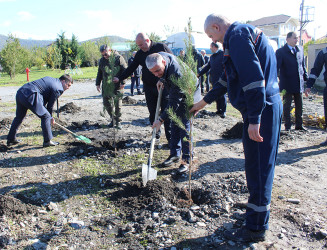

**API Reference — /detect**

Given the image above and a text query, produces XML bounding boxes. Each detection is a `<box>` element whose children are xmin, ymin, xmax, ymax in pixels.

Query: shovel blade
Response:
<box><xmin>76</xmin><ymin>135</ymin><xmax>92</xmax><ymax>144</ymax></box>
<box><xmin>142</xmin><ymin>164</ymin><xmax>157</xmax><ymax>186</ymax></box>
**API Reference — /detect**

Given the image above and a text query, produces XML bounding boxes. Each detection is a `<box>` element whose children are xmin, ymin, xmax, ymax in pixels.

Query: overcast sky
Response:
<box><xmin>0</xmin><ymin>0</ymin><xmax>325</xmax><ymax>42</ymax></box>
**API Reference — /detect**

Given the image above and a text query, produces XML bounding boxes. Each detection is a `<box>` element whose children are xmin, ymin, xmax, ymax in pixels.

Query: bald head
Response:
<box><xmin>135</xmin><ymin>32</ymin><xmax>151</xmax><ymax>52</ymax></box>
<box><xmin>204</xmin><ymin>14</ymin><xmax>231</xmax><ymax>43</ymax></box>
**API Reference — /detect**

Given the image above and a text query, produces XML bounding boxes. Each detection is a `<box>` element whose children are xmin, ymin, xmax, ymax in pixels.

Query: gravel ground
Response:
<box><xmin>0</xmin><ymin>79</ymin><xmax>326</xmax><ymax>249</ymax></box>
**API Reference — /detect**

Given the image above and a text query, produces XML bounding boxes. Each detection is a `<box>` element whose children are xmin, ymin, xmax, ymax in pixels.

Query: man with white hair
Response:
<box><xmin>146</xmin><ymin>52</ymin><xmax>201</xmax><ymax>172</ymax></box>
<box><xmin>113</xmin><ymin>33</ymin><xmax>172</xmax><ymax>143</ymax></box>
<box><xmin>190</xmin><ymin>14</ymin><xmax>282</xmax><ymax>242</ymax></box>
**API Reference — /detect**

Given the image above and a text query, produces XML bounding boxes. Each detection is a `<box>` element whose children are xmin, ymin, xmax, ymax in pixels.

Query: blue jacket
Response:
<box><xmin>158</xmin><ymin>52</ymin><xmax>202</xmax><ymax>121</ymax></box>
<box><xmin>276</xmin><ymin>44</ymin><xmax>308</xmax><ymax>93</ymax></box>
<box><xmin>128</xmin><ymin>56</ymin><xmax>142</xmax><ymax>77</ymax></box>
<box><xmin>198</xmin><ymin>50</ymin><xmax>224</xmax><ymax>86</ymax></box>
<box><xmin>307</xmin><ymin>47</ymin><xmax>327</xmax><ymax>88</ymax></box>
<box><xmin>193</xmin><ymin>49</ymin><xmax>205</xmax><ymax>73</ymax></box>
<box><xmin>204</xmin><ymin>22</ymin><xmax>280</xmax><ymax>124</ymax></box>
<box><xmin>18</xmin><ymin>76</ymin><xmax>64</xmax><ymax>115</ymax></box>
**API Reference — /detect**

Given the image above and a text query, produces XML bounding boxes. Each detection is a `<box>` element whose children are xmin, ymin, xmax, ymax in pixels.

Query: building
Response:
<box><xmin>249</xmin><ymin>14</ymin><xmax>299</xmax><ymax>48</ymax></box>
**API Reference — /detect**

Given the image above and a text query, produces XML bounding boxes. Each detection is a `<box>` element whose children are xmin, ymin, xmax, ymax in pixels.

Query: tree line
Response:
<box><xmin>0</xmin><ymin>32</ymin><xmax>122</xmax><ymax>80</ymax></box>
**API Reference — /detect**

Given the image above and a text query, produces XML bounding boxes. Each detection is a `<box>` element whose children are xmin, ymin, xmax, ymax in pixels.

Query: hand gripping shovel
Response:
<box><xmin>55</xmin><ymin>122</ymin><xmax>91</xmax><ymax>144</ymax></box>
<box><xmin>142</xmin><ymin>86</ymin><xmax>163</xmax><ymax>186</ymax></box>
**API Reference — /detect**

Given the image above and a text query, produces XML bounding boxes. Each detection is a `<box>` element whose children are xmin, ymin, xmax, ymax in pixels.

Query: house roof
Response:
<box><xmin>249</xmin><ymin>14</ymin><xmax>294</xmax><ymax>26</ymax></box>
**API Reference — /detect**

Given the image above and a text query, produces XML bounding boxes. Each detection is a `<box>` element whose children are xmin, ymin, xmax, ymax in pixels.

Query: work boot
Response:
<box><xmin>224</xmin><ymin>226</ymin><xmax>266</xmax><ymax>243</ymax></box>
<box><xmin>43</xmin><ymin>140</ymin><xmax>59</xmax><ymax>147</ymax></box>
<box><xmin>163</xmin><ymin>155</ymin><xmax>180</xmax><ymax>166</ymax></box>
<box><xmin>115</xmin><ymin>122</ymin><xmax>122</xmax><ymax>130</ymax></box>
<box><xmin>7</xmin><ymin>139</ymin><xmax>21</xmax><ymax>147</ymax></box>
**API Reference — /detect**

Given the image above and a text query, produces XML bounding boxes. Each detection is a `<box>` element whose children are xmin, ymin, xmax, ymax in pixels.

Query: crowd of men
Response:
<box><xmin>6</xmin><ymin>13</ymin><xmax>327</xmax><ymax>243</ymax></box>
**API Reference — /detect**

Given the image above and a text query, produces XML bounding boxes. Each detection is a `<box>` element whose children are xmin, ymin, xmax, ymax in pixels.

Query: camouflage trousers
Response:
<box><xmin>102</xmin><ymin>94</ymin><xmax>122</xmax><ymax>123</ymax></box>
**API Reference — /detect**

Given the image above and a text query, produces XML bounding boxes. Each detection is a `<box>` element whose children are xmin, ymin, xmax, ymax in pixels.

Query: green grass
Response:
<box><xmin>206</xmin><ymin>102</ymin><xmax>242</xmax><ymax>119</ymax></box>
<box><xmin>0</xmin><ymin>67</ymin><xmax>98</xmax><ymax>86</ymax></box>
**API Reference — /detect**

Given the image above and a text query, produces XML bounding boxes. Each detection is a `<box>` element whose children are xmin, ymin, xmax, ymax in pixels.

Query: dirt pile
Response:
<box><xmin>0</xmin><ymin>195</ymin><xmax>38</xmax><ymax>219</ymax></box>
<box><xmin>221</xmin><ymin>121</ymin><xmax>243</xmax><ymax>139</ymax></box>
<box><xmin>59</xmin><ymin>102</ymin><xmax>82</xmax><ymax>113</ymax></box>
<box><xmin>0</xmin><ymin>118</ymin><xmax>11</xmax><ymax>130</ymax></box>
<box><xmin>122</xmin><ymin>96</ymin><xmax>138</xmax><ymax>105</ymax></box>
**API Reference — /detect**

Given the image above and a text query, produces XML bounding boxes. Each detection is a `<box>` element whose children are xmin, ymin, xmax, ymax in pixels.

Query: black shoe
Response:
<box><xmin>43</xmin><ymin>140</ymin><xmax>59</xmax><ymax>147</ymax></box>
<box><xmin>219</xmin><ymin>112</ymin><xmax>226</xmax><ymax>118</ymax></box>
<box><xmin>224</xmin><ymin>227</ymin><xmax>266</xmax><ymax>243</ymax></box>
<box><xmin>137</xmin><ymin>91</ymin><xmax>142</xmax><ymax>95</ymax></box>
<box><xmin>285</xmin><ymin>127</ymin><xmax>291</xmax><ymax>131</ymax></box>
<box><xmin>115</xmin><ymin>122</ymin><xmax>122</xmax><ymax>130</ymax></box>
<box><xmin>163</xmin><ymin>155</ymin><xmax>180</xmax><ymax>166</ymax></box>
<box><xmin>108</xmin><ymin>121</ymin><xmax>114</xmax><ymax>128</ymax></box>
<box><xmin>7</xmin><ymin>139</ymin><xmax>21</xmax><ymax>146</ymax></box>
<box><xmin>320</xmin><ymin>140</ymin><xmax>327</xmax><ymax>146</ymax></box>
<box><xmin>177</xmin><ymin>163</ymin><xmax>189</xmax><ymax>173</ymax></box>
<box><xmin>295</xmin><ymin>126</ymin><xmax>307</xmax><ymax>131</ymax></box>
<box><xmin>131</xmin><ymin>93</ymin><xmax>134</xmax><ymax>96</ymax></box>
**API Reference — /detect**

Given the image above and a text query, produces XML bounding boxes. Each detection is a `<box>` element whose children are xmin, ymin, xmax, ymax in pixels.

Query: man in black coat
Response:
<box><xmin>113</xmin><ymin>33</ymin><xmax>172</xmax><ymax>143</ymax></box>
<box><xmin>198</xmin><ymin>43</ymin><xmax>226</xmax><ymax>117</ymax></box>
<box><xmin>128</xmin><ymin>51</ymin><xmax>142</xmax><ymax>96</ymax></box>
<box><xmin>201</xmin><ymin>49</ymin><xmax>210</xmax><ymax>92</ymax></box>
<box><xmin>7</xmin><ymin>74</ymin><xmax>73</xmax><ymax>147</ymax></box>
<box><xmin>276</xmin><ymin>32</ymin><xmax>308</xmax><ymax>131</ymax></box>
<box><xmin>193</xmin><ymin>47</ymin><xmax>205</xmax><ymax>94</ymax></box>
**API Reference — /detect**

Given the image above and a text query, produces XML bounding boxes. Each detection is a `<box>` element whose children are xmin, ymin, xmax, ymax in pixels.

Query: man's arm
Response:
<box><xmin>305</xmin><ymin>51</ymin><xmax>325</xmax><ymax>96</ymax></box>
<box><xmin>198</xmin><ymin>62</ymin><xmax>211</xmax><ymax>77</ymax></box>
<box><xmin>96</xmin><ymin>62</ymin><xmax>103</xmax><ymax>92</ymax></box>
<box><xmin>114</xmin><ymin>55</ymin><xmax>140</xmax><ymax>83</ymax></box>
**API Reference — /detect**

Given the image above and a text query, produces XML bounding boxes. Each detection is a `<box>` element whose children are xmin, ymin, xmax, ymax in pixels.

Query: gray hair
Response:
<box><xmin>204</xmin><ymin>14</ymin><xmax>230</xmax><ymax>31</ymax></box>
<box><xmin>145</xmin><ymin>53</ymin><xmax>163</xmax><ymax>69</ymax></box>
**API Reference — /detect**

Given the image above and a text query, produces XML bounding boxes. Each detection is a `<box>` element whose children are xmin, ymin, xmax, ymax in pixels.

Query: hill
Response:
<box><xmin>0</xmin><ymin>34</ymin><xmax>129</xmax><ymax>50</ymax></box>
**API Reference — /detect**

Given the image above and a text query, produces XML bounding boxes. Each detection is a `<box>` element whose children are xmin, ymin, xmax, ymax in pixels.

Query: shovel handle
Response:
<box><xmin>54</xmin><ymin>122</ymin><xmax>78</xmax><ymax>137</ymax></box>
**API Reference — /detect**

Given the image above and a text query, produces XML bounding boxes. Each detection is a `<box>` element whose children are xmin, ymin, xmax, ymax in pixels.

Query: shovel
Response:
<box><xmin>55</xmin><ymin>122</ymin><xmax>92</xmax><ymax>144</ymax></box>
<box><xmin>142</xmin><ymin>86</ymin><xmax>163</xmax><ymax>186</ymax></box>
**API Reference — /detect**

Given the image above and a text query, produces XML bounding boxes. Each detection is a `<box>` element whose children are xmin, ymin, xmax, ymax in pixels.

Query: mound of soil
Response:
<box><xmin>59</xmin><ymin>102</ymin><xmax>82</xmax><ymax>113</ymax></box>
<box><xmin>221</xmin><ymin>121</ymin><xmax>243</xmax><ymax>139</ymax></box>
<box><xmin>0</xmin><ymin>195</ymin><xmax>38</xmax><ymax>219</ymax></box>
<box><xmin>122</xmin><ymin>96</ymin><xmax>138</xmax><ymax>105</ymax></box>
<box><xmin>0</xmin><ymin>118</ymin><xmax>11</xmax><ymax>129</ymax></box>
<box><xmin>110</xmin><ymin>179</ymin><xmax>179</xmax><ymax>215</ymax></box>
<box><xmin>196</xmin><ymin>110</ymin><xmax>217</xmax><ymax>118</ymax></box>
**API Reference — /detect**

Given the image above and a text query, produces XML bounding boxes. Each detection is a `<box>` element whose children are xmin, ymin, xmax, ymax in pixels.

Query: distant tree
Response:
<box><xmin>80</xmin><ymin>41</ymin><xmax>99</xmax><ymax>67</ymax></box>
<box><xmin>70</xmin><ymin>34</ymin><xmax>80</xmax><ymax>66</ymax></box>
<box><xmin>303</xmin><ymin>37</ymin><xmax>327</xmax><ymax>56</ymax></box>
<box><xmin>30</xmin><ymin>46</ymin><xmax>46</xmax><ymax>69</ymax></box>
<box><xmin>44</xmin><ymin>44</ymin><xmax>62</xmax><ymax>70</ymax></box>
<box><xmin>56</xmin><ymin>32</ymin><xmax>71</xmax><ymax>69</ymax></box>
<box><xmin>147</xmin><ymin>32</ymin><xmax>162</xmax><ymax>43</ymax></box>
<box><xmin>0</xmin><ymin>34</ymin><xmax>30</xmax><ymax>79</ymax></box>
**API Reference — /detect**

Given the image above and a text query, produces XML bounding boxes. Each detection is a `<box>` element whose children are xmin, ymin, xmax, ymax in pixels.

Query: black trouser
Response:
<box><xmin>324</xmin><ymin>86</ymin><xmax>327</xmax><ymax>128</ymax></box>
<box><xmin>131</xmin><ymin>76</ymin><xmax>141</xmax><ymax>94</ymax></box>
<box><xmin>216</xmin><ymin>94</ymin><xmax>227</xmax><ymax>114</ymax></box>
<box><xmin>143</xmin><ymin>81</ymin><xmax>171</xmax><ymax>142</ymax></box>
<box><xmin>283</xmin><ymin>92</ymin><xmax>303</xmax><ymax>129</ymax></box>
<box><xmin>8</xmin><ymin>91</ymin><xmax>53</xmax><ymax>142</ymax></box>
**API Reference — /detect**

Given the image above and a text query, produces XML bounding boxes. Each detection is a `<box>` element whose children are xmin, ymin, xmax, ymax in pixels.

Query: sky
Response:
<box><xmin>0</xmin><ymin>0</ymin><xmax>325</xmax><ymax>42</ymax></box>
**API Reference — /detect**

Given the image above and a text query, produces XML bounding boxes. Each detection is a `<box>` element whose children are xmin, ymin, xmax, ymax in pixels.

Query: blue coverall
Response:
<box><xmin>7</xmin><ymin>77</ymin><xmax>64</xmax><ymax>143</ymax></box>
<box><xmin>306</xmin><ymin>47</ymin><xmax>327</xmax><ymax>128</ymax></box>
<box><xmin>204</xmin><ymin>22</ymin><xmax>282</xmax><ymax>231</ymax></box>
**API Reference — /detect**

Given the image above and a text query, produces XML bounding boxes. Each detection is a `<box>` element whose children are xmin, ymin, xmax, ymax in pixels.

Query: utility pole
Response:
<box><xmin>299</xmin><ymin>0</ymin><xmax>314</xmax><ymax>45</ymax></box>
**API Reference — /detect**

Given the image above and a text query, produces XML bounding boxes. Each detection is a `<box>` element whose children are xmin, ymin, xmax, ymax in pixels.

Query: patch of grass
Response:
<box><xmin>0</xmin><ymin>102</ymin><xmax>16</xmax><ymax>107</ymax></box>
<box><xmin>205</xmin><ymin>101</ymin><xmax>241</xmax><ymax>119</ymax></box>
<box><xmin>0</xmin><ymin>67</ymin><xmax>98</xmax><ymax>86</ymax></box>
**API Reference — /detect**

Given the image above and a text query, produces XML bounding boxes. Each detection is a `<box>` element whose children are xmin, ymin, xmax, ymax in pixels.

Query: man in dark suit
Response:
<box><xmin>7</xmin><ymin>74</ymin><xmax>73</xmax><ymax>147</ymax></box>
<box><xmin>201</xmin><ymin>49</ymin><xmax>210</xmax><ymax>92</ymax></box>
<box><xmin>276</xmin><ymin>31</ymin><xmax>308</xmax><ymax>131</ymax></box>
<box><xmin>128</xmin><ymin>51</ymin><xmax>142</xmax><ymax>96</ymax></box>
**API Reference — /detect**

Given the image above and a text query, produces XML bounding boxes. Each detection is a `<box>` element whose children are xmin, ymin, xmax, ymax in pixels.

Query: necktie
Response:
<box><xmin>292</xmin><ymin>47</ymin><xmax>296</xmax><ymax>55</ymax></box>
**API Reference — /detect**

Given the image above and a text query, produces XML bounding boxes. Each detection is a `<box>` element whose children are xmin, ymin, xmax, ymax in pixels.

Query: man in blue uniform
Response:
<box><xmin>128</xmin><ymin>51</ymin><xmax>142</xmax><ymax>96</ymax></box>
<box><xmin>276</xmin><ymin>32</ymin><xmax>308</xmax><ymax>131</ymax></box>
<box><xmin>305</xmin><ymin>46</ymin><xmax>327</xmax><ymax>145</ymax></box>
<box><xmin>7</xmin><ymin>74</ymin><xmax>73</xmax><ymax>147</ymax></box>
<box><xmin>113</xmin><ymin>33</ymin><xmax>172</xmax><ymax>144</ymax></box>
<box><xmin>198</xmin><ymin>42</ymin><xmax>226</xmax><ymax>118</ymax></box>
<box><xmin>146</xmin><ymin>52</ymin><xmax>201</xmax><ymax>172</ymax></box>
<box><xmin>191</xmin><ymin>14</ymin><xmax>282</xmax><ymax>242</ymax></box>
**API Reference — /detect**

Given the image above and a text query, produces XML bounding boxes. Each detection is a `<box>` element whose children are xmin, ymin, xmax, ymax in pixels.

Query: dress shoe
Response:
<box><xmin>43</xmin><ymin>140</ymin><xmax>59</xmax><ymax>147</ymax></box>
<box><xmin>163</xmin><ymin>155</ymin><xmax>180</xmax><ymax>166</ymax></box>
<box><xmin>137</xmin><ymin>91</ymin><xmax>142</xmax><ymax>95</ymax></box>
<box><xmin>295</xmin><ymin>126</ymin><xmax>307</xmax><ymax>131</ymax></box>
<box><xmin>115</xmin><ymin>122</ymin><xmax>122</xmax><ymax>130</ymax></box>
<box><xmin>7</xmin><ymin>139</ymin><xmax>21</xmax><ymax>146</ymax></box>
<box><xmin>108</xmin><ymin>121</ymin><xmax>114</xmax><ymax>128</ymax></box>
<box><xmin>177</xmin><ymin>163</ymin><xmax>189</xmax><ymax>173</ymax></box>
<box><xmin>224</xmin><ymin>226</ymin><xmax>266</xmax><ymax>243</ymax></box>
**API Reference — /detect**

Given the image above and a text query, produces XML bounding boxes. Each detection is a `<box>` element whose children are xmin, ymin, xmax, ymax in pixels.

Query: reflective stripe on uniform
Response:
<box><xmin>247</xmin><ymin>202</ymin><xmax>271</xmax><ymax>212</ymax></box>
<box><xmin>224</xmin><ymin>49</ymin><xmax>229</xmax><ymax>56</ymax></box>
<box><xmin>242</xmin><ymin>80</ymin><xmax>265</xmax><ymax>92</ymax></box>
<box><xmin>218</xmin><ymin>78</ymin><xmax>227</xmax><ymax>87</ymax></box>
<box><xmin>309</xmin><ymin>74</ymin><xmax>318</xmax><ymax>79</ymax></box>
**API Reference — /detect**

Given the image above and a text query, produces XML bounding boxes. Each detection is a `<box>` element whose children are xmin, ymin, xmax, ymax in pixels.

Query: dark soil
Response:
<box><xmin>221</xmin><ymin>121</ymin><xmax>243</xmax><ymax>139</ymax></box>
<box><xmin>0</xmin><ymin>195</ymin><xmax>38</xmax><ymax>218</ymax></box>
<box><xmin>58</xmin><ymin>102</ymin><xmax>82</xmax><ymax>113</ymax></box>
